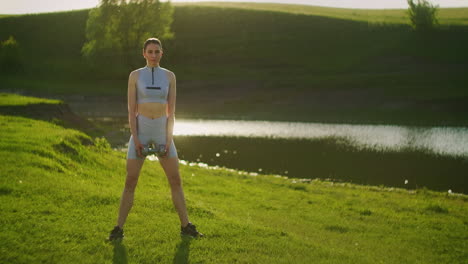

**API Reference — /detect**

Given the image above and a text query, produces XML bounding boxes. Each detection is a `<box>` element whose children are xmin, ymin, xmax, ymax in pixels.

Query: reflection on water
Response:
<box><xmin>175</xmin><ymin>136</ymin><xmax>468</xmax><ymax>193</ymax></box>
<box><xmin>174</xmin><ymin>119</ymin><xmax>468</xmax><ymax>157</ymax></box>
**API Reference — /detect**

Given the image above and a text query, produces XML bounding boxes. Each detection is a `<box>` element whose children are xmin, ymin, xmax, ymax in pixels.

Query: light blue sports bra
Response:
<box><xmin>136</xmin><ymin>66</ymin><xmax>170</xmax><ymax>104</ymax></box>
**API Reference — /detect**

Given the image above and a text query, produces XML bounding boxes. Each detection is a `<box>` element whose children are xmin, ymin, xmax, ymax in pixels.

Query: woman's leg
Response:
<box><xmin>159</xmin><ymin>156</ymin><xmax>190</xmax><ymax>227</ymax></box>
<box><xmin>116</xmin><ymin>158</ymin><xmax>145</xmax><ymax>228</ymax></box>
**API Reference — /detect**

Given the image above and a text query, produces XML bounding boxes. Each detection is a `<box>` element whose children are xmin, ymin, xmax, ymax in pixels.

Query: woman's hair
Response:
<box><xmin>143</xmin><ymin>38</ymin><xmax>162</xmax><ymax>51</ymax></box>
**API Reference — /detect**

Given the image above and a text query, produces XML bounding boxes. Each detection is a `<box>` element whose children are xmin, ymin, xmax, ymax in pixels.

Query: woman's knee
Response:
<box><xmin>168</xmin><ymin>174</ymin><xmax>182</xmax><ymax>189</ymax></box>
<box><xmin>125</xmin><ymin>173</ymin><xmax>140</xmax><ymax>191</ymax></box>
<box><xmin>125</xmin><ymin>159</ymin><xmax>143</xmax><ymax>191</ymax></box>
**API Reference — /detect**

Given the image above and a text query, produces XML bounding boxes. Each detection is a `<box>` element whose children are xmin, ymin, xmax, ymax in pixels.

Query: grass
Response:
<box><xmin>0</xmin><ymin>92</ymin><xmax>61</xmax><ymax>105</ymax></box>
<box><xmin>1</xmin><ymin>95</ymin><xmax>467</xmax><ymax>263</ymax></box>
<box><xmin>175</xmin><ymin>2</ymin><xmax>468</xmax><ymax>25</ymax></box>
<box><xmin>0</xmin><ymin>3</ymin><xmax>467</xmax><ymax>126</ymax></box>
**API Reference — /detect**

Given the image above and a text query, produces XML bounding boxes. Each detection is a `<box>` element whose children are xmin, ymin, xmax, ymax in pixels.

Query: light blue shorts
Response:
<box><xmin>127</xmin><ymin>115</ymin><xmax>178</xmax><ymax>160</ymax></box>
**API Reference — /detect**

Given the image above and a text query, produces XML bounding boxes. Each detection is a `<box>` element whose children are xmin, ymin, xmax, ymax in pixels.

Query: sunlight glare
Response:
<box><xmin>174</xmin><ymin>119</ymin><xmax>468</xmax><ymax>157</ymax></box>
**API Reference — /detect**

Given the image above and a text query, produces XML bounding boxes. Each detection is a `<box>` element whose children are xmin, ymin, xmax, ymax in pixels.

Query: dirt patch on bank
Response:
<box><xmin>0</xmin><ymin>102</ymin><xmax>101</xmax><ymax>136</ymax></box>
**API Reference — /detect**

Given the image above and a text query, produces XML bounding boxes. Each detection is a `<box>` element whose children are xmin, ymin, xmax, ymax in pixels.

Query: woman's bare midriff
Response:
<box><xmin>137</xmin><ymin>102</ymin><xmax>167</xmax><ymax>119</ymax></box>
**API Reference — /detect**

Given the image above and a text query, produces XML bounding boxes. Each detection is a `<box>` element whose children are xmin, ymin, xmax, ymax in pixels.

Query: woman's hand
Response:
<box><xmin>133</xmin><ymin>137</ymin><xmax>145</xmax><ymax>158</ymax></box>
<box><xmin>158</xmin><ymin>140</ymin><xmax>170</xmax><ymax>158</ymax></box>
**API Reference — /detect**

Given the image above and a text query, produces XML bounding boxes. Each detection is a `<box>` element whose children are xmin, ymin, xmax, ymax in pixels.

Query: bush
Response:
<box><xmin>94</xmin><ymin>137</ymin><xmax>112</xmax><ymax>152</ymax></box>
<box><xmin>0</xmin><ymin>36</ymin><xmax>22</xmax><ymax>73</ymax></box>
<box><xmin>407</xmin><ymin>0</ymin><xmax>439</xmax><ymax>31</ymax></box>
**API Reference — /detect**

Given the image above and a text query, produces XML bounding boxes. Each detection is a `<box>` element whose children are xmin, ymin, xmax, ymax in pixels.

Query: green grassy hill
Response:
<box><xmin>1</xmin><ymin>93</ymin><xmax>467</xmax><ymax>263</ymax></box>
<box><xmin>175</xmin><ymin>2</ymin><xmax>468</xmax><ymax>25</ymax></box>
<box><xmin>1</xmin><ymin>3</ymin><xmax>467</xmax><ymax>125</ymax></box>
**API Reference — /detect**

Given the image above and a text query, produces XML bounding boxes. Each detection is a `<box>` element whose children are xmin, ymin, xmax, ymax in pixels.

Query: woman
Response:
<box><xmin>108</xmin><ymin>38</ymin><xmax>203</xmax><ymax>241</ymax></box>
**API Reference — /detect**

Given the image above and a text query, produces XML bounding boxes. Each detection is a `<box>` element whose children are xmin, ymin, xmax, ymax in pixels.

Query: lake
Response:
<box><xmin>102</xmin><ymin>118</ymin><xmax>468</xmax><ymax>193</ymax></box>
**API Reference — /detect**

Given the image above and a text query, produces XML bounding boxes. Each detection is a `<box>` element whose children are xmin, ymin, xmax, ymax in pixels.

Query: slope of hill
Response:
<box><xmin>174</xmin><ymin>2</ymin><xmax>468</xmax><ymax>25</ymax></box>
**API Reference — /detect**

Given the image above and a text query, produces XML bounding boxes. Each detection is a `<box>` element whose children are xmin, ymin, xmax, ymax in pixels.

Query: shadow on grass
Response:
<box><xmin>173</xmin><ymin>236</ymin><xmax>192</xmax><ymax>264</ymax></box>
<box><xmin>0</xmin><ymin>103</ymin><xmax>98</xmax><ymax>135</ymax></box>
<box><xmin>112</xmin><ymin>242</ymin><xmax>128</xmax><ymax>264</ymax></box>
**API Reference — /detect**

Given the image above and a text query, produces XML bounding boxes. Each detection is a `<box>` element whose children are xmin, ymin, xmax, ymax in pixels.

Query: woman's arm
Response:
<box><xmin>128</xmin><ymin>71</ymin><xmax>143</xmax><ymax>157</ymax></box>
<box><xmin>166</xmin><ymin>71</ymin><xmax>176</xmax><ymax>145</ymax></box>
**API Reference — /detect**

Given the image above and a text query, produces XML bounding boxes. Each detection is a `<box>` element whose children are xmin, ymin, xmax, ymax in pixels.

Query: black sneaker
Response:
<box><xmin>108</xmin><ymin>226</ymin><xmax>124</xmax><ymax>241</ymax></box>
<box><xmin>181</xmin><ymin>222</ymin><xmax>204</xmax><ymax>238</ymax></box>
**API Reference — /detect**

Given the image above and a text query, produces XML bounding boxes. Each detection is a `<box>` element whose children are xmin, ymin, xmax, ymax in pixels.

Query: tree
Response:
<box><xmin>407</xmin><ymin>0</ymin><xmax>439</xmax><ymax>31</ymax></box>
<box><xmin>82</xmin><ymin>0</ymin><xmax>174</xmax><ymax>69</ymax></box>
<box><xmin>0</xmin><ymin>36</ymin><xmax>22</xmax><ymax>73</ymax></box>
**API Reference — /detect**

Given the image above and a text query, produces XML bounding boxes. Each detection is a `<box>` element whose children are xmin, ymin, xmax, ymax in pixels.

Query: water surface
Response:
<box><xmin>100</xmin><ymin>117</ymin><xmax>468</xmax><ymax>193</ymax></box>
<box><xmin>174</xmin><ymin>119</ymin><xmax>468</xmax><ymax>157</ymax></box>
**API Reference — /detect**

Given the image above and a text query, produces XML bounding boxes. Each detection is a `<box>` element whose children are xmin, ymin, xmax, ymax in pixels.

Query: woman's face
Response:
<box><xmin>143</xmin><ymin>43</ymin><xmax>163</xmax><ymax>66</ymax></box>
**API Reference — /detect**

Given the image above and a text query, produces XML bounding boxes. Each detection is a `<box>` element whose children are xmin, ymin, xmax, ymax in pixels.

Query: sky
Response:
<box><xmin>1</xmin><ymin>0</ymin><xmax>468</xmax><ymax>14</ymax></box>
